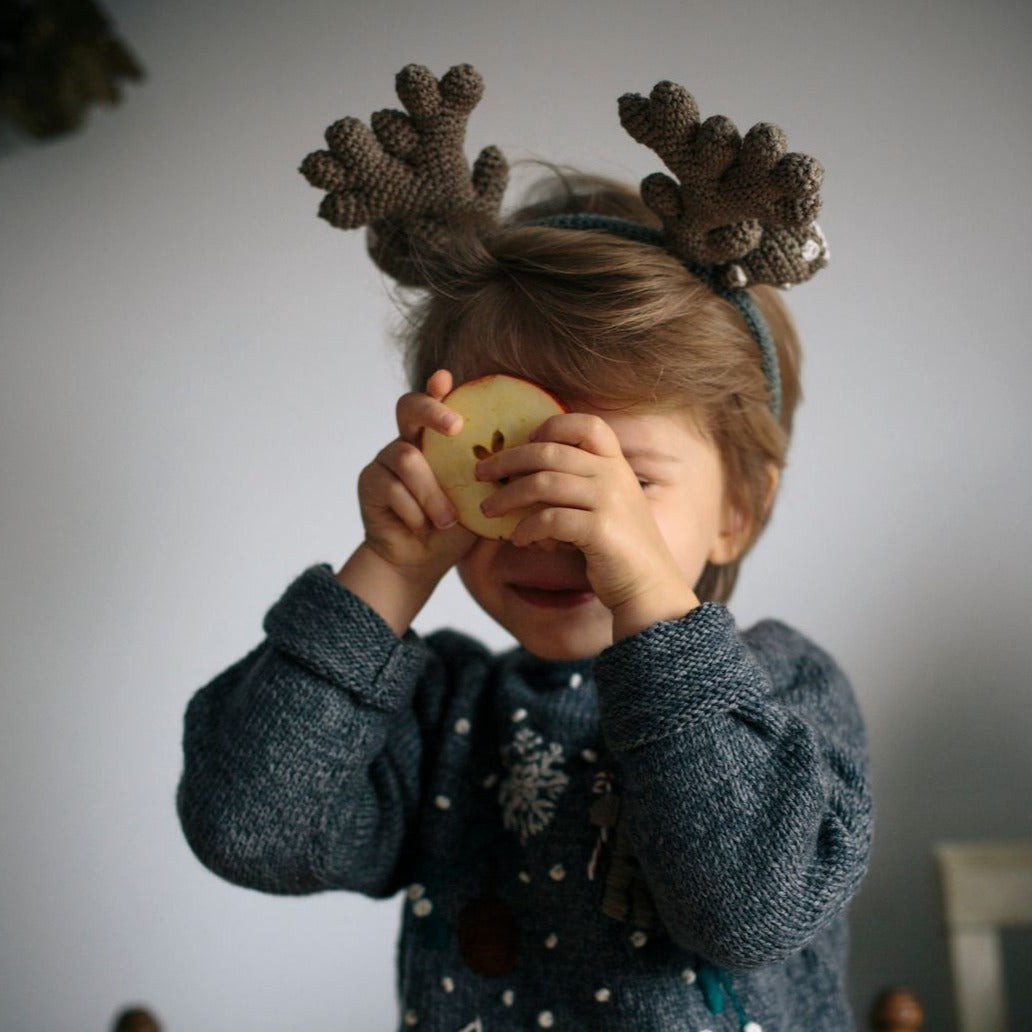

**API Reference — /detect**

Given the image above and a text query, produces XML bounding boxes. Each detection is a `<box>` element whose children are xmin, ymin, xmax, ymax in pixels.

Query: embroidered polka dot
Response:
<box><xmin>594</xmin><ymin>988</ymin><xmax>611</xmax><ymax>1003</ymax></box>
<box><xmin>568</xmin><ymin>672</ymin><xmax>583</xmax><ymax>688</ymax></box>
<box><xmin>537</xmin><ymin>1011</ymin><xmax>555</xmax><ymax>1028</ymax></box>
<box><xmin>501</xmin><ymin>989</ymin><xmax>515</xmax><ymax>1007</ymax></box>
<box><xmin>518</xmin><ymin>870</ymin><xmax>532</xmax><ymax>884</ymax></box>
<box><xmin>581</xmin><ymin>748</ymin><xmax>598</xmax><ymax>763</ymax></box>
<box><xmin>412</xmin><ymin>898</ymin><xmax>433</xmax><ymax>917</ymax></box>
<box><xmin>434</xmin><ymin>794</ymin><xmax>452</xmax><ymax>810</ymax></box>
<box><xmin>511</xmin><ymin>707</ymin><xmax>528</xmax><ymax>722</ymax></box>
<box><xmin>403</xmin><ymin>1010</ymin><xmax>418</xmax><ymax>1027</ymax></box>
<box><xmin>544</xmin><ymin>932</ymin><xmax>558</xmax><ymax>949</ymax></box>
<box><xmin>407</xmin><ymin>883</ymin><xmax>425</xmax><ymax>900</ymax></box>
<box><xmin>549</xmin><ymin>863</ymin><xmax>566</xmax><ymax>882</ymax></box>
<box><xmin>441</xmin><ymin>976</ymin><xmax>455</xmax><ymax>993</ymax></box>
<box><xmin>630</xmin><ymin>930</ymin><xmax>648</xmax><ymax>948</ymax></box>
<box><xmin>744</xmin><ymin>1024</ymin><xmax>764</xmax><ymax>1032</ymax></box>
<box><xmin>454</xmin><ymin>717</ymin><xmax>471</xmax><ymax>734</ymax></box>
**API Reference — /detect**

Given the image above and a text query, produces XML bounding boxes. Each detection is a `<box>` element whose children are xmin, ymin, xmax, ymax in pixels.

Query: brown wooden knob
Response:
<box><xmin>112</xmin><ymin>1007</ymin><xmax>162</xmax><ymax>1032</ymax></box>
<box><xmin>870</xmin><ymin>987</ymin><xmax>924</xmax><ymax>1031</ymax></box>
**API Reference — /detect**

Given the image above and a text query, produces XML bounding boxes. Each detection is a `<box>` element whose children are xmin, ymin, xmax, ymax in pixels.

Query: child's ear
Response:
<box><xmin>708</xmin><ymin>465</ymin><xmax>780</xmax><ymax>565</ymax></box>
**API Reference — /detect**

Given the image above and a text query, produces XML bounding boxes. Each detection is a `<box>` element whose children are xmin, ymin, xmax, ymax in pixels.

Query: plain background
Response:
<box><xmin>2</xmin><ymin>1</ymin><xmax>1030</xmax><ymax>1029</ymax></box>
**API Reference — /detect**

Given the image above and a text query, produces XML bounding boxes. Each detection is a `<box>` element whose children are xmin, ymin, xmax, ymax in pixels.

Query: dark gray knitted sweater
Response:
<box><xmin>178</xmin><ymin>565</ymin><xmax>872</xmax><ymax>1031</ymax></box>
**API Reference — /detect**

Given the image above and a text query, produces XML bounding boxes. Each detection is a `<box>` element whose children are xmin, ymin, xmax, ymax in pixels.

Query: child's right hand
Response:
<box><xmin>360</xmin><ymin>369</ymin><xmax>476</xmax><ymax>574</ymax></box>
<box><xmin>336</xmin><ymin>371</ymin><xmax>476</xmax><ymax>635</ymax></box>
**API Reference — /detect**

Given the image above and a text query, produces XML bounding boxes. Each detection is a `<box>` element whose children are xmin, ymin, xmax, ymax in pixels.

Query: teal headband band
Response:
<box><xmin>528</xmin><ymin>213</ymin><xmax>783</xmax><ymax>419</ymax></box>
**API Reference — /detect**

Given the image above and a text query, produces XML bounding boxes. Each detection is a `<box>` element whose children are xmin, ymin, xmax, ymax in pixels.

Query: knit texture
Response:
<box><xmin>298</xmin><ymin>64</ymin><xmax>829</xmax><ymax>292</ymax></box>
<box><xmin>178</xmin><ymin>565</ymin><xmax>872</xmax><ymax>1031</ymax></box>
<box><xmin>618</xmin><ymin>81</ymin><xmax>829</xmax><ymax>289</ymax></box>
<box><xmin>298</xmin><ymin>63</ymin><xmax>508</xmax><ymax>286</ymax></box>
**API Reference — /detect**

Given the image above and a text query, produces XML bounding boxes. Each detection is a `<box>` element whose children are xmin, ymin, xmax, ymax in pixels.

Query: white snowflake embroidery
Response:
<box><xmin>498</xmin><ymin>726</ymin><xmax>569</xmax><ymax>844</ymax></box>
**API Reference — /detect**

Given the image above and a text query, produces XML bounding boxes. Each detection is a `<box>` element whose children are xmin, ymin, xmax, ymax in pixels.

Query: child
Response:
<box><xmin>178</xmin><ymin>65</ymin><xmax>872</xmax><ymax>1031</ymax></box>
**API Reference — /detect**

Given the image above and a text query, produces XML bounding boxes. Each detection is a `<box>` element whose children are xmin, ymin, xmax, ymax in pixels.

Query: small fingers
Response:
<box><xmin>508</xmin><ymin>507</ymin><xmax>595</xmax><ymax>551</ymax></box>
<box><xmin>360</xmin><ymin>461</ymin><xmax>430</xmax><ymax>534</ymax></box>
<box><xmin>529</xmin><ymin>412</ymin><xmax>622</xmax><ymax>455</ymax></box>
<box><xmin>396</xmin><ymin>372</ymin><xmax>462</xmax><ymax>443</ymax></box>
<box><xmin>375</xmin><ymin>440</ymin><xmax>458</xmax><ymax>529</ymax></box>
<box><xmin>480</xmin><ymin>469</ymin><xmax>597</xmax><ymax>520</ymax></box>
<box><xmin>473</xmin><ymin>413</ymin><xmax>619</xmax><ymax>485</ymax></box>
<box><xmin>424</xmin><ymin>368</ymin><xmax>454</xmax><ymax>400</ymax></box>
<box><xmin>475</xmin><ymin>442</ymin><xmax>593</xmax><ymax>493</ymax></box>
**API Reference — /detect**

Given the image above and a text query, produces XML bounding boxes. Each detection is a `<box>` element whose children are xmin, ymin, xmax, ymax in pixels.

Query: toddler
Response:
<box><xmin>178</xmin><ymin>64</ymin><xmax>872</xmax><ymax>1031</ymax></box>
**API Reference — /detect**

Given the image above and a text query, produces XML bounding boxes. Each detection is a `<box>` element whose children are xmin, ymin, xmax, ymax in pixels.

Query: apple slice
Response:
<box><xmin>422</xmin><ymin>374</ymin><xmax>567</xmax><ymax>539</ymax></box>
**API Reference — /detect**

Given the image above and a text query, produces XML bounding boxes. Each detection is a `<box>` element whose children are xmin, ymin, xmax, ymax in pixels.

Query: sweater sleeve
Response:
<box><xmin>593</xmin><ymin>603</ymin><xmax>873</xmax><ymax>971</ymax></box>
<box><xmin>177</xmin><ymin>564</ymin><xmax>432</xmax><ymax>898</ymax></box>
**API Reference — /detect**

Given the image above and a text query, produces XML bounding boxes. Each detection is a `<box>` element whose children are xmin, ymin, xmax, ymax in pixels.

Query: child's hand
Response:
<box><xmin>475</xmin><ymin>412</ymin><xmax>701</xmax><ymax>639</ymax></box>
<box><xmin>337</xmin><ymin>370</ymin><xmax>476</xmax><ymax>635</ymax></box>
<box><xmin>359</xmin><ymin>369</ymin><xmax>476</xmax><ymax>575</ymax></box>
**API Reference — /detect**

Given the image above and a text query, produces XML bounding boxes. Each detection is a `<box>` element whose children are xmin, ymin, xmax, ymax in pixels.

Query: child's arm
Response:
<box><xmin>178</xmin><ymin>372</ymin><xmax>474</xmax><ymax>895</ymax></box>
<box><xmin>594</xmin><ymin>610</ymin><xmax>873</xmax><ymax>972</ymax></box>
<box><xmin>475</xmin><ymin>410</ymin><xmax>871</xmax><ymax>967</ymax></box>
<box><xmin>177</xmin><ymin>565</ymin><xmax>434</xmax><ymax>897</ymax></box>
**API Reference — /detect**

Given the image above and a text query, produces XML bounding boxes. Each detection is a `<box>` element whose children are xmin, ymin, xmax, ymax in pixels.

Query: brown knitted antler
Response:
<box><xmin>618</xmin><ymin>81</ymin><xmax>828</xmax><ymax>288</ymax></box>
<box><xmin>299</xmin><ymin>63</ymin><xmax>508</xmax><ymax>285</ymax></box>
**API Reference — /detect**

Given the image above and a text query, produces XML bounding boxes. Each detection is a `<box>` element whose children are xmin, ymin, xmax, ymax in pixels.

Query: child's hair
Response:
<box><xmin>398</xmin><ymin>171</ymin><xmax>803</xmax><ymax>603</ymax></box>
<box><xmin>299</xmin><ymin>64</ymin><xmax>824</xmax><ymax>603</ymax></box>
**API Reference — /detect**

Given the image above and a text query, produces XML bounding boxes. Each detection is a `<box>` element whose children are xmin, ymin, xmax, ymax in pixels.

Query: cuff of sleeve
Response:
<box><xmin>262</xmin><ymin>564</ymin><xmax>427</xmax><ymax>712</ymax></box>
<box><xmin>594</xmin><ymin>602</ymin><xmax>765</xmax><ymax>752</ymax></box>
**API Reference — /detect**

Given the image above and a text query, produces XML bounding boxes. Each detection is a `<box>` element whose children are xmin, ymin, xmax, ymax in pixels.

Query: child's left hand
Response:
<box><xmin>475</xmin><ymin>412</ymin><xmax>701</xmax><ymax>640</ymax></box>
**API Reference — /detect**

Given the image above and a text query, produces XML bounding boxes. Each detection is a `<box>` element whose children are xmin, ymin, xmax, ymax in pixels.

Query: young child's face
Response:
<box><xmin>456</xmin><ymin>400</ymin><xmax>739</xmax><ymax>660</ymax></box>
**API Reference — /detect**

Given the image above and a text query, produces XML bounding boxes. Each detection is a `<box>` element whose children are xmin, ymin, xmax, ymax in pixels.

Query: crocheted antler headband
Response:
<box><xmin>299</xmin><ymin>63</ymin><xmax>829</xmax><ymax>416</ymax></box>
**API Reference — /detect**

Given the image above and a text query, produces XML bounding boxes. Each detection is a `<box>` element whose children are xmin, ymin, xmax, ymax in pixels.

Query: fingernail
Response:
<box><xmin>480</xmin><ymin>496</ymin><xmax>495</xmax><ymax>516</ymax></box>
<box><xmin>434</xmin><ymin>505</ymin><xmax>458</xmax><ymax>528</ymax></box>
<box><xmin>441</xmin><ymin>412</ymin><xmax>462</xmax><ymax>433</ymax></box>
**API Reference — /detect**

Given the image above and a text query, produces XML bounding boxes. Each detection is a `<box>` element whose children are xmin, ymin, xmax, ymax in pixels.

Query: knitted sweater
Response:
<box><xmin>178</xmin><ymin>565</ymin><xmax>872</xmax><ymax>1032</ymax></box>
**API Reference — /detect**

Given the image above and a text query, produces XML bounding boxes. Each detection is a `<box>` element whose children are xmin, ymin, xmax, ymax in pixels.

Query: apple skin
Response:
<box><xmin>421</xmin><ymin>374</ymin><xmax>568</xmax><ymax>539</ymax></box>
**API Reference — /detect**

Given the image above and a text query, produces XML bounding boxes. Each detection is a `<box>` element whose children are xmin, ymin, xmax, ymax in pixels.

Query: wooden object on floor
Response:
<box><xmin>112</xmin><ymin>1007</ymin><xmax>161</xmax><ymax>1032</ymax></box>
<box><xmin>936</xmin><ymin>839</ymin><xmax>1032</xmax><ymax>1032</ymax></box>
<box><xmin>870</xmin><ymin>987</ymin><xmax>925</xmax><ymax>1030</ymax></box>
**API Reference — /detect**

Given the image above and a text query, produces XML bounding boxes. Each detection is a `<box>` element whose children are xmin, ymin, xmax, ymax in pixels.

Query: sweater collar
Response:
<box><xmin>513</xmin><ymin>650</ymin><xmax>594</xmax><ymax>690</ymax></box>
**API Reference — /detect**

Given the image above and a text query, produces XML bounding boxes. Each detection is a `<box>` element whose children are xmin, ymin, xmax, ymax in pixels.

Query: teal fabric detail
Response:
<box><xmin>527</xmin><ymin>213</ymin><xmax>783</xmax><ymax>418</ymax></box>
<box><xmin>697</xmin><ymin>963</ymin><xmax>727</xmax><ymax>1014</ymax></box>
<box><xmin>696</xmin><ymin>962</ymin><xmax>752</xmax><ymax>1027</ymax></box>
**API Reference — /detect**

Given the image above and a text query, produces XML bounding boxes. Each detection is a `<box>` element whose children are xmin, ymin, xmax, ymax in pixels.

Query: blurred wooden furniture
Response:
<box><xmin>935</xmin><ymin>839</ymin><xmax>1032</xmax><ymax>1032</ymax></box>
<box><xmin>870</xmin><ymin>987</ymin><xmax>924</xmax><ymax>1030</ymax></box>
<box><xmin>112</xmin><ymin>1009</ymin><xmax>161</xmax><ymax>1032</ymax></box>
<box><xmin>114</xmin><ymin>991</ymin><xmax>925</xmax><ymax>1030</ymax></box>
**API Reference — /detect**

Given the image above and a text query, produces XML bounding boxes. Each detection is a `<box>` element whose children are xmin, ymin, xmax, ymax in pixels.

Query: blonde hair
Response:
<box><xmin>398</xmin><ymin>172</ymin><xmax>802</xmax><ymax>603</ymax></box>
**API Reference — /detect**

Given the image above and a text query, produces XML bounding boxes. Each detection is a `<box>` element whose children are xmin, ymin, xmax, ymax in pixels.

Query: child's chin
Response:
<box><xmin>514</xmin><ymin>631</ymin><xmax>608</xmax><ymax>662</ymax></box>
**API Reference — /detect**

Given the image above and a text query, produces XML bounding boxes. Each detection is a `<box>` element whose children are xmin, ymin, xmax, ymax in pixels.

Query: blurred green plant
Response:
<box><xmin>0</xmin><ymin>0</ymin><xmax>143</xmax><ymax>139</ymax></box>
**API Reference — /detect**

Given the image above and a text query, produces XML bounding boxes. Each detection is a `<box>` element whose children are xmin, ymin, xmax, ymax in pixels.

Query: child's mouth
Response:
<box><xmin>509</xmin><ymin>584</ymin><xmax>596</xmax><ymax>609</ymax></box>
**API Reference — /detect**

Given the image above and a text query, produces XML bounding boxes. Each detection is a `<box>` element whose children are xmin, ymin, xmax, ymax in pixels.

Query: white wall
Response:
<box><xmin>2</xmin><ymin>1</ymin><xmax>1030</xmax><ymax>1029</ymax></box>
